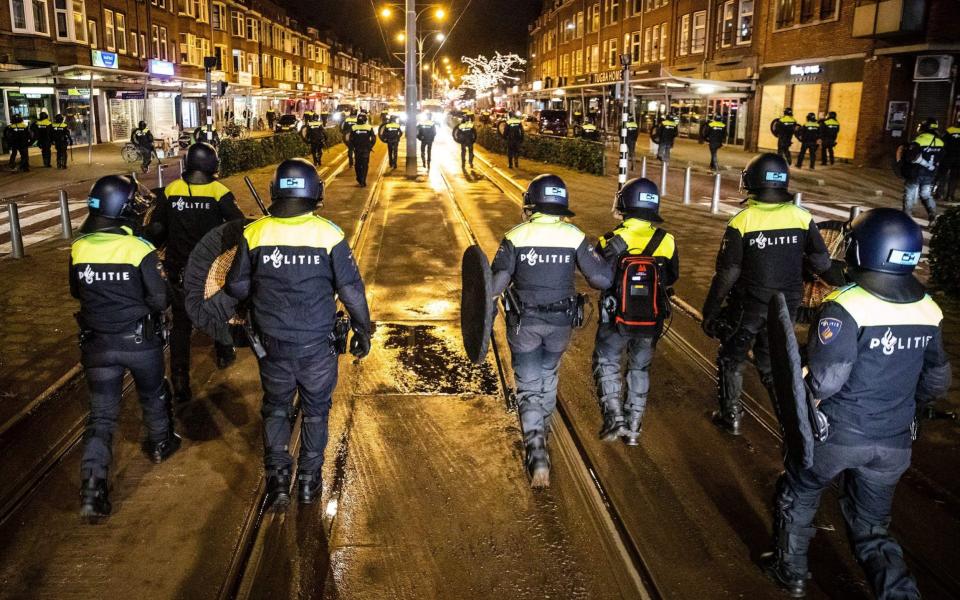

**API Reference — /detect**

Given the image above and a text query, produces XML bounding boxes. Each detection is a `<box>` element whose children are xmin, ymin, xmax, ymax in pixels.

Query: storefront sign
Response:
<box><xmin>115</xmin><ymin>91</ymin><xmax>145</xmax><ymax>99</ymax></box>
<box><xmin>790</xmin><ymin>64</ymin><xmax>821</xmax><ymax>76</ymax></box>
<box><xmin>91</xmin><ymin>50</ymin><xmax>119</xmax><ymax>69</ymax></box>
<box><xmin>237</xmin><ymin>72</ymin><xmax>252</xmax><ymax>86</ymax></box>
<box><xmin>278</xmin><ymin>83</ymin><xmax>292</xmax><ymax>90</ymax></box>
<box><xmin>761</xmin><ymin>58</ymin><xmax>863</xmax><ymax>86</ymax></box>
<box><xmin>149</xmin><ymin>59</ymin><xmax>175</xmax><ymax>77</ymax></box>
<box><xmin>296</xmin><ymin>83</ymin><xmax>305</xmax><ymax>90</ymax></box>
<box><xmin>19</xmin><ymin>86</ymin><xmax>55</xmax><ymax>95</ymax></box>
<box><xmin>593</xmin><ymin>70</ymin><xmax>622</xmax><ymax>84</ymax></box>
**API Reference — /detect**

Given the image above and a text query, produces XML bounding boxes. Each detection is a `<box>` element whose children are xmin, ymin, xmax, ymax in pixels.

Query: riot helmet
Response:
<box><xmin>39</xmin><ymin>111</ymin><xmax>49</xmax><ymax>120</ymax></box>
<box><xmin>389</xmin><ymin>115</ymin><xmax>399</xmax><ymax>123</ymax></box>
<box><xmin>827</xmin><ymin>111</ymin><xmax>837</xmax><ymax>120</ymax></box>
<box><xmin>806</xmin><ymin>112</ymin><xmax>817</xmax><ymax>122</ymax></box>
<box><xmin>845</xmin><ymin>208</ymin><xmax>925</xmax><ymax>302</ymax></box>
<box><xmin>269</xmin><ymin>158</ymin><xmax>324</xmax><ymax>217</ymax></box>
<box><xmin>11</xmin><ymin>114</ymin><xmax>23</xmax><ymax>124</ymax></box>
<box><xmin>714</xmin><ymin>114</ymin><xmax>724</xmax><ymax>122</ymax></box>
<box><xmin>614</xmin><ymin>177</ymin><xmax>662</xmax><ymax>222</ymax></box>
<box><xmin>783</xmin><ymin>107</ymin><xmax>793</xmax><ymax>117</ymax></box>
<box><xmin>740</xmin><ymin>152</ymin><xmax>793</xmax><ymax>203</ymax></box>
<box><xmin>523</xmin><ymin>174</ymin><xmax>573</xmax><ymax>217</ymax></box>
<box><xmin>80</xmin><ymin>175</ymin><xmax>136</xmax><ymax>233</ymax></box>
<box><xmin>138</xmin><ymin>120</ymin><xmax>147</xmax><ymax>129</ymax></box>
<box><xmin>54</xmin><ymin>114</ymin><xmax>65</xmax><ymax>124</ymax></box>
<box><xmin>919</xmin><ymin>117</ymin><xmax>939</xmax><ymax>134</ymax></box>
<box><xmin>183</xmin><ymin>142</ymin><xmax>220</xmax><ymax>184</ymax></box>
<box><xmin>356</xmin><ymin>113</ymin><xmax>368</xmax><ymax>125</ymax></box>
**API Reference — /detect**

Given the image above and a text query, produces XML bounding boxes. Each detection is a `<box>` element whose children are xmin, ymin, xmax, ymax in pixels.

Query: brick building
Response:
<box><xmin>523</xmin><ymin>0</ymin><xmax>959</xmax><ymax>165</ymax></box>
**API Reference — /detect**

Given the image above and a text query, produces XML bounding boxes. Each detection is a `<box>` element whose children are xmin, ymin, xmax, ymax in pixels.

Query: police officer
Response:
<box><xmin>340</xmin><ymin>111</ymin><xmax>358</xmax><ymax>167</ymax></box>
<box><xmin>51</xmin><ymin>114</ymin><xmax>73</xmax><ymax>169</ymax></box>
<box><xmin>453</xmin><ymin>113</ymin><xmax>477</xmax><ymax>170</ymax></box>
<box><xmin>501</xmin><ymin>112</ymin><xmax>525</xmax><ymax>169</ymax></box>
<box><xmin>624</xmin><ymin>117</ymin><xmax>640</xmax><ymax>166</ymax></box>
<box><xmin>193</xmin><ymin>125</ymin><xmax>220</xmax><ymax>147</ymax></box>
<box><xmin>302</xmin><ymin>113</ymin><xmax>328</xmax><ymax>167</ymax></box>
<box><xmin>901</xmin><ymin>117</ymin><xmax>943</xmax><ymax>223</ymax></box>
<box><xmin>416</xmin><ymin>112</ymin><xmax>438</xmax><ymax>169</ymax></box>
<box><xmin>70</xmin><ymin>175</ymin><xmax>180</xmax><ymax>520</ymax></box>
<box><xmin>701</xmin><ymin>153</ymin><xmax>832</xmax><ymax>435</ymax></box>
<box><xmin>349</xmin><ymin>113</ymin><xmax>376</xmax><ymax>187</ymax></box>
<box><xmin>652</xmin><ymin>113</ymin><xmax>678</xmax><ymax>163</ymax></box>
<box><xmin>700</xmin><ymin>114</ymin><xmax>726</xmax><ymax>172</ymax></box>
<box><xmin>226</xmin><ymin>158</ymin><xmax>371</xmax><ymax>510</ymax></box>
<box><xmin>819</xmin><ymin>111</ymin><xmax>840</xmax><ymax>166</ymax></box>
<box><xmin>146</xmin><ymin>142</ymin><xmax>244</xmax><ymax>403</ymax></box>
<box><xmin>593</xmin><ymin>178</ymin><xmax>679</xmax><ymax>445</ymax></box>
<box><xmin>771</xmin><ymin>108</ymin><xmax>798</xmax><ymax>164</ymax></box>
<box><xmin>30</xmin><ymin>111</ymin><xmax>54</xmax><ymax>168</ymax></box>
<box><xmin>6</xmin><ymin>114</ymin><xmax>32</xmax><ymax>172</ymax></box>
<box><xmin>378</xmin><ymin>115</ymin><xmax>403</xmax><ymax>169</ymax></box>
<box><xmin>937</xmin><ymin>114</ymin><xmax>959</xmax><ymax>203</ymax></box>
<box><xmin>762</xmin><ymin>208</ymin><xmax>951</xmax><ymax>599</ymax></box>
<box><xmin>794</xmin><ymin>113</ymin><xmax>820</xmax><ymax>170</ymax></box>
<box><xmin>490</xmin><ymin>175</ymin><xmax>612</xmax><ymax>486</ymax></box>
<box><xmin>132</xmin><ymin>121</ymin><xmax>154</xmax><ymax>173</ymax></box>
<box><xmin>579</xmin><ymin>120</ymin><xmax>600</xmax><ymax>141</ymax></box>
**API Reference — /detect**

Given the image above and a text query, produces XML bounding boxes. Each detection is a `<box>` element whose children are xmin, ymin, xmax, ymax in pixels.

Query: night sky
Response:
<box><xmin>281</xmin><ymin>0</ymin><xmax>542</xmax><ymax>66</ymax></box>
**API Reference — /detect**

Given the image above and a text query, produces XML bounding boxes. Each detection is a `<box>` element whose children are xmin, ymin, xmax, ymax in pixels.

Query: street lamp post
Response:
<box><xmin>404</xmin><ymin>0</ymin><xmax>418</xmax><ymax>177</ymax></box>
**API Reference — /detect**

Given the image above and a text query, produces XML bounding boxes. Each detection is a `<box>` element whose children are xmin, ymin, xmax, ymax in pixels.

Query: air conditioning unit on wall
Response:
<box><xmin>913</xmin><ymin>55</ymin><xmax>953</xmax><ymax>80</ymax></box>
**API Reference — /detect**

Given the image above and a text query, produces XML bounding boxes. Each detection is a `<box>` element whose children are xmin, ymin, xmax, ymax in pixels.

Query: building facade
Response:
<box><xmin>523</xmin><ymin>0</ymin><xmax>959</xmax><ymax>165</ymax></box>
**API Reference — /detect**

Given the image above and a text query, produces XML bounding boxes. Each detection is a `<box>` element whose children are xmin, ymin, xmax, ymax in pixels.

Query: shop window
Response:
<box><xmin>212</xmin><ymin>2</ymin><xmax>225</xmax><ymax>30</ymax></box>
<box><xmin>115</xmin><ymin>12</ymin><xmax>125</xmax><ymax>53</ymax></box>
<box><xmin>103</xmin><ymin>9</ymin><xmax>114</xmax><ymax>51</ymax></box>
<box><xmin>88</xmin><ymin>19</ymin><xmax>96</xmax><ymax>48</ymax></box>
<box><xmin>677</xmin><ymin>14</ymin><xmax>690</xmax><ymax>57</ymax></box>
<box><xmin>718</xmin><ymin>1</ymin><xmax>735</xmax><ymax>48</ymax></box>
<box><xmin>737</xmin><ymin>0</ymin><xmax>753</xmax><ymax>44</ymax></box>
<box><xmin>691</xmin><ymin>10</ymin><xmax>706</xmax><ymax>53</ymax></box>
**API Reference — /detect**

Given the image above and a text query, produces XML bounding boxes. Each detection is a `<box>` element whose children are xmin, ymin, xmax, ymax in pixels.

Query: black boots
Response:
<box><xmin>80</xmin><ymin>477</ymin><xmax>111</xmax><ymax>521</ymax></box>
<box><xmin>621</xmin><ymin>411</ymin><xmax>642</xmax><ymax>446</ymax></box>
<box><xmin>142</xmin><ymin>431</ymin><xmax>182</xmax><ymax>464</ymax></box>
<box><xmin>297</xmin><ymin>472</ymin><xmax>322</xmax><ymax>504</ymax></box>
<box><xmin>172</xmin><ymin>371</ymin><xmax>192</xmax><ymax>404</ymax></box>
<box><xmin>525</xmin><ymin>438</ymin><xmax>550</xmax><ymax>488</ymax></box>
<box><xmin>215</xmin><ymin>344</ymin><xmax>236</xmax><ymax>370</ymax></box>
<box><xmin>598</xmin><ymin>397</ymin><xmax>625</xmax><ymax>442</ymax></box>
<box><xmin>714</xmin><ymin>361</ymin><xmax>744</xmax><ymax>435</ymax></box>
<box><xmin>760</xmin><ymin>552</ymin><xmax>807</xmax><ymax>598</ymax></box>
<box><xmin>266</xmin><ymin>470</ymin><xmax>292</xmax><ymax>512</ymax></box>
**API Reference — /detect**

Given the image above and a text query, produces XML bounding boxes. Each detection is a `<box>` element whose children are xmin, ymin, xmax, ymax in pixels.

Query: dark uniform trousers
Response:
<box><xmin>166</xmin><ymin>267</ymin><xmax>233</xmax><ymax>375</ymax></box>
<box><xmin>355</xmin><ymin>151</ymin><xmax>371</xmax><ymax>185</ymax></box>
<box><xmin>507</xmin><ymin>141</ymin><xmax>521</xmax><ymax>167</ymax></box>
<box><xmin>258</xmin><ymin>343</ymin><xmax>339</xmax><ymax>477</ymax></box>
<box><xmin>461</xmin><ymin>143</ymin><xmax>474</xmax><ymax>167</ymax></box>
<box><xmin>508</xmin><ymin>318</ymin><xmax>572</xmax><ymax>439</ymax></box>
<box><xmin>387</xmin><ymin>142</ymin><xmax>399</xmax><ymax>168</ymax></box>
<box><xmin>593</xmin><ymin>326</ymin><xmax>654</xmax><ymax>418</ymax></box>
<box><xmin>311</xmin><ymin>143</ymin><xmax>324</xmax><ymax>166</ymax></box>
<box><xmin>81</xmin><ymin>336</ymin><xmax>170</xmax><ymax>479</ymax></box>
<box><xmin>421</xmin><ymin>140</ymin><xmax>433</xmax><ymax>167</ymax></box>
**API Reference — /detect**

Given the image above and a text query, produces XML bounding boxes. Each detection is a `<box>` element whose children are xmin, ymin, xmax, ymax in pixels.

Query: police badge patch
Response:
<box><xmin>818</xmin><ymin>317</ymin><xmax>842</xmax><ymax>345</ymax></box>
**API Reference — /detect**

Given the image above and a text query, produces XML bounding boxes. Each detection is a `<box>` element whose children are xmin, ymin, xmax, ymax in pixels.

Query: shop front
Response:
<box><xmin>756</xmin><ymin>58</ymin><xmax>864</xmax><ymax>160</ymax></box>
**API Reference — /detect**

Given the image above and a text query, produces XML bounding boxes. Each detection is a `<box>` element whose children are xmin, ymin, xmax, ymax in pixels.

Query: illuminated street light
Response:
<box><xmin>423</xmin><ymin>65</ymin><xmax>430</xmax><ymax>71</ymax></box>
<box><xmin>396</xmin><ymin>32</ymin><xmax>406</xmax><ymax>42</ymax></box>
<box><xmin>442</xmin><ymin>57</ymin><xmax>450</xmax><ymax>64</ymax></box>
<box><xmin>436</xmin><ymin>32</ymin><xmax>445</xmax><ymax>41</ymax></box>
<box><xmin>435</xmin><ymin>8</ymin><xmax>445</xmax><ymax>20</ymax></box>
<box><xmin>380</xmin><ymin>6</ymin><xmax>392</xmax><ymax>17</ymax></box>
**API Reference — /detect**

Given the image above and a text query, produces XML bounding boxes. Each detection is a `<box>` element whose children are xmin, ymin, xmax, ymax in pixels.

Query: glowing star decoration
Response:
<box><xmin>459</xmin><ymin>52</ymin><xmax>526</xmax><ymax>94</ymax></box>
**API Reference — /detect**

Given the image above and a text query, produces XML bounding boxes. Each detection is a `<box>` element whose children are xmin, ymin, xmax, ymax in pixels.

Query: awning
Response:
<box><xmin>0</xmin><ymin>64</ymin><xmax>207</xmax><ymax>93</ymax></box>
<box><xmin>513</xmin><ymin>72</ymin><xmax>753</xmax><ymax>98</ymax></box>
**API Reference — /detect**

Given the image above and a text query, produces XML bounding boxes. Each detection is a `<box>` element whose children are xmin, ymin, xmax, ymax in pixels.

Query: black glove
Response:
<box><xmin>350</xmin><ymin>329</ymin><xmax>371</xmax><ymax>359</ymax></box>
<box><xmin>702</xmin><ymin>315</ymin><xmax>718</xmax><ymax>339</ymax></box>
<box><xmin>820</xmin><ymin>259</ymin><xmax>848</xmax><ymax>287</ymax></box>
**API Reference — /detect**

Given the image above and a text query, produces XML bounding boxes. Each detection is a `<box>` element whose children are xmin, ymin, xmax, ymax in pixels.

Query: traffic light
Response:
<box><xmin>219</xmin><ymin>81</ymin><xmax>228</xmax><ymax>96</ymax></box>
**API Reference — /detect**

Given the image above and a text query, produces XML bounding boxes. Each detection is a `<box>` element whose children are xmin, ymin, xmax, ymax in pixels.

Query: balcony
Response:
<box><xmin>852</xmin><ymin>0</ymin><xmax>926</xmax><ymax>38</ymax></box>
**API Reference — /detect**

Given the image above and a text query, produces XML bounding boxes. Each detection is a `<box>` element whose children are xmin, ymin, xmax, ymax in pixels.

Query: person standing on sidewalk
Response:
<box><xmin>71</xmin><ymin>175</ymin><xmax>181</xmax><ymax>520</ymax></box>
<box><xmin>302</xmin><ymin>113</ymin><xmax>327</xmax><ymax>167</ymax></box>
<box><xmin>938</xmin><ymin>114</ymin><xmax>960</xmax><ymax>203</ymax></box>
<box><xmin>417</xmin><ymin>112</ymin><xmax>438</xmax><ymax>169</ymax></box>
<box><xmin>226</xmin><ymin>158</ymin><xmax>372</xmax><ymax>510</ymax></box>
<box><xmin>701</xmin><ymin>153</ymin><xmax>832</xmax><ymax>435</ymax></box>
<box><xmin>819</xmin><ymin>111</ymin><xmax>840</xmax><ymax>166</ymax></box>
<box><xmin>593</xmin><ymin>177</ymin><xmax>679</xmax><ymax>445</ymax></box>
<box><xmin>901</xmin><ymin>117</ymin><xmax>943</xmax><ymax>224</ymax></box>
<box><xmin>652</xmin><ymin>113</ymin><xmax>679</xmax><ymax>163</ymax></box>
<box><xmin>502</xmin><ymin>112</ymin><xmax>525</xmax><ymax>168</ymax></box>
<box><xmin>490</xmin><ymin>175</ymin><xmax>612</xmax><ymax>487</ymax></box>
<box><xmin>6</xmin><ymin>114</ymin><xmax>32</xmax><ymax>172</ymax></box>
<box><xmin>349</xmin><ymin>113</ymin><xmax>376</xmax><ymax>187</ymax></box>
<box><xmin>51</xmin><ymin>114</ymin><xmax>73</xmax><ymax>169</ymax></box>
<box><xmin>30</xmin><ymin>111</ymin><xmax>54</xmax><ymax>168</ymax></box>
<box><xmin>147</xmin><ymin>142</ymin><xmax>244</xmax><ymax>403</ymax></box>
<box><xmin>340</xmin><ymin>110</ymin><xmax>358</xmax><ymax>167</ymax></box>
<box><xmin>378</xmin><ymin>115</ymin><xmax>402</xmax><ymax>169</ymax></box>
<box><xmin>762</xmin><ymin>209</ymin><xmax>951</xmax><ymax>599</ymax></box>
<box><xmin>700</xmin><ymin>115</ymin><xmax>727</xmax><ymax>172</ymax></box>
<box><xmin>131</xmin><ymin>121</ymin><xmax>154</xmax><ymax>173</ymax></box>
<box><xmin>771</xmin><ymin>108</ymin><xmax>797</xmax><ymax>164</ymax></box>
<box><xmin>453</xmin><ymin>113</ymin><xmax>477</xmax><ymax>170</ymax></box>
<box><xmin>794</xmin><ymin>113</ymin><xmax>821</xmax><ymax>170</ymax></box>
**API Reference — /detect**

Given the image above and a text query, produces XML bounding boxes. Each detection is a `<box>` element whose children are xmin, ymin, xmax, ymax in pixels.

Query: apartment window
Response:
<box><xmin>604</xmin><ymin>0</ymin><xmax>619</xmax><ymax>25</ymax></box>
<box><xmin>231</xmin><ymin>11</ymin><xmax>244</xmax><ymax>37</ymax></box>
<box><xmin>561</xmin><ymin>53</ymin><xmax>570</xmax><ymax>77</ymax></box>
<box><xmin>140</xmin><ymin>33</ymin><xmax>145</xmax><ymax>57</ymax></box>
<box><xmin>574</xmin><ymin>48</ymin><xmax>583</xmax><ymax>74</ymax></box>
<box><xmin>630</xmin><ymin>31</ymin><xmax>641</xmax><ymax>63</ymax></box>
<box><xmin>717</xmin><ymin>1</ymin><xmax>735</xmax><ymax>47</ymax></box>
<box><xmin>156</xmin><ymin>26</ymin><xmax>168</xmax><ymax>61</ymax></box>
<box><xmin>212</xmin><ymin>2</ymin><xmax>224</xmax><ymax>29</ymax></box>
<box><xmin>53</xmin><ymin>0</ymin><xmax>84</xmax><ymax>41</ymax></box>
<box><xmin>677</xmin><ymin>14</ymin><xmax>690</xmax><ymax>57</ymax></box>
<box><xmin>589</xmin><ymin>2</ymin><xmax>599</xmax><ymax>32</ymax></box>
<box><xmin>231</xmin><ymin>48</ymin><xmax>243</xmax><ymax>72</ymax></box>
<box><xmin>776</xmin><ymin>0</ymin><xmax>796</xmax><ymax>27</ymax></box>
<box><xmin>12</xmin><ymin>0</ymin><xmax>50</xmax><ymax>34</ymax></box>
<box><xmin>645</xmin><ymin>0</ymin><xmax>666</xmax><ymax>10</ymax></box>
<box><xmin>643</xmin><ymin>27</ymin><xmax>651</xmax><ymax>63</ymax></box>
<box><xmin>246</xmin><ymin>18</ymin><xmax>258</xmax><ymax>41</ymax></box>
<box><xmin>192</xmin><ymin>0</ymin><xmax>207</xmax><ymax>22</ymax></box>
<box><xmin>736</xmin><ymin>0</ymin><xmax>753</xmax><ymax>43</ymax></box>
<box><xmin>130</xmin><ymin>30</ymin><xmax>137</xmax><ymax>56</ymax></box>
<box><xmin>54</xmin><ymin>0</ymin><xmax>67</xmax><ymax>38</ymax></box>
<box><xmin>659</xmin><ymin>22</ymin><xmax>667</xmax><ymax>60</ymax></box>
<box><xmin>88</xmin><ymin>19</ymin><xmax>96</xmax><ymax>47</ymax></box>
<box><xmin>115</xmin><ymin>12</ymin><xmax>125</xmax><ymax>53</ymax></box>
<box><xmin>103</xmin><ymin>9</ymin><xmax>114</xmax><ymax>50</ymax></box>
<box><xmin>248</xmin><ymin>53</ymin><xmax>259</xmax><ymax>76</ymax></box>
<box><xmin>588</xmin><ymin>43</ymin><xmax>598</xmax><ymax>72</ymax></box>
<box><xmin>576</xmin><ymin>11</ymin><xmax>584</xmax><ymax>37</ymax></box>
<box><xmin>273</xmin><ymin>56</ymin><xmax>283</xmax><ymax>79</ymax></box>
<box><xmin>692</xmin><ymin>10</ymin><xmax>706</xmax><ymax>53</ymax></box>
<box><xmin>261</xmin><ymin>54</ymin><xmax>271</xmax><ymax>78</ymax></box>
<box><xmin>176</xmin><ymin>0</ymin><xmax>191</xmax><ymax>16</ymax></box>
<box><xmin>607</xmin><ymin>39</ymin><xmax>617</xmax><ymax>68</ymax></box>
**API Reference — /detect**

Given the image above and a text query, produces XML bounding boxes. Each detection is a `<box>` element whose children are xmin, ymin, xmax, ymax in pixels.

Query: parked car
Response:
<box><xmin>538</xmin><ymin>110</ymin><xmax>568</xmax><ymax>136</ymax></box>
<box><xmin>274</xmin><ymin>114</ymin><xmax>301</xmax><ymax>133</ymax></box>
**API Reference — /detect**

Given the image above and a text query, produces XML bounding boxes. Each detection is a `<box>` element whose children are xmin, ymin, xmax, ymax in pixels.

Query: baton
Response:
<box><xmin>244</xmin><ymin>175</ymin><xmax>269</xmax><ymax>215</ymax></box>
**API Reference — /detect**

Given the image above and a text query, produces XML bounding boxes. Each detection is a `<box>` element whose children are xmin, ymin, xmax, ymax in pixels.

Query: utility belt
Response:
<box><xmin>75</xmin><ymin>311</ymin><xmax>168</xmax><ymax>347</ymax></box>
<box><xmin>502</xmin><ymin>289</ymin><xmax>585</xmax><ymax>329</ymax></box>
<box><xmin>244</xmin><ymin>309</ymin><xmax>352</xmax><ymax>360</ymax></box>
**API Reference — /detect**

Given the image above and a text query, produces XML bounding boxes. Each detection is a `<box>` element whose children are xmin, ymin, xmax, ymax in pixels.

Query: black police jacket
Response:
<box><xmin>703</xmin><ymin>199</ymin><xmax>831</xmax><ymax>318</ymax></box>
<box><xmin>491</xmin><ymin>213</ymin><xmax>612</xmax><ymax>307</ymax></box>
<box><xmin>69</xmin><ymin>227</ymin><xmax>169</xmax><ymax>334</ymax></box>
<box><xmin>226</xmin><ymin>214</ymin><xmax>371</xmax><ymax>353</ymax></box>
<box><xmin>796</xmin><ymin>122</ymin><xmax>821</xmax><ymax>144</ymax></box>
<box><xmin>652</xmin><ymin>120</ymin><xmax>678</xmax><ymax>145</ymax></box>
<box><xmin>348</xmin><ymin>124</ymin><xmax>377</xmax><ymax>154</ymax></box>
<box><xmin>819</xmin><ymin>118</ymin><xmax>840</xmax><ymax>145</ymax></box>
<box><xmin>943</xmin><ymin>126</ymin><xmax>960</xmax><ymax>165</ymax></box>
<box><xmin>6</xmin><ymin>122</ymin><xmax>32</xmax><ymax>148</ymax></box>
<box><xmin>132</xmin><ymin>128</ymin><xmax>154</xmax><ymax>150</ymax></box>
<box><xmin>30</xmin><ymin>119</ymin><xmax>53</xmax><ymax>146</ymax></box>
<box><xmin>379</xmin><ymin>123</ymin><xmax>402</xmax><ymax>144</ymax></box>
<box><xmin>149</xmin><ymin>179</ymin><xmax>244</xmax><ymax>271</ymax></box>
<box><xmin>772</xmin><ymin>116</ymin><xmax>797</xmax><ymax>142</ymax></box>
<box><xmin>454</xmin><ymin>123</ymin><xmax>477</xmax><ymax>145</ymax></box>
<box><xmin>51</xmin><ymin>122</ymin><xmax>73</xmax><ymax>146</ymax></box>
<box><xmin>700</xmin><ymin>121</ymin><xmax>726</xmax><ymax>148</ymax></box>
<box><xmin>599</xmin><ymin>218</ymin><xmax>679</xmax><ymax>287</ymax></box>
<box><xmin>501</xmin><ymin>119</ymin><xmax>524</xmax><ymax>143</ymax></box>
<box><xmin>416</xmin><ymin>122</ymin><xmax>437</xmax><ymax>143</ymax></box>
<box><xmin>903</xmin><ymin>132</ymin><xmax>944</xmax><ymax>182</ymax></box>
<box><xmin>807</xmin><ymin>284</ymin><xmax>951</xmax><ymax>446</ymax></box>
<box><xmin>303</xmin><ymin>122</ymin><xmax>327</xmax><ymax>145</ymax></box>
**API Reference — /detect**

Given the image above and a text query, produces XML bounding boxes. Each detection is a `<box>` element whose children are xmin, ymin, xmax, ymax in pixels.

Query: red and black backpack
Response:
<box><xmin>609</xmin><ymin>228</ymin><xmax>671</xmax><ymax>337</ymax></box>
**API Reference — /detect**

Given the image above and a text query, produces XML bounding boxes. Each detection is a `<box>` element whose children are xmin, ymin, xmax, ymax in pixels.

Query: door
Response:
<box><xmin>827</xmin><ymin>82</ymin><xmax>862</xmax><ymax>160</ymax></box>
<box><xmin>758</xmin><ymin>84</ymin><xmax>786</xmax><ymax>150</ymax></box>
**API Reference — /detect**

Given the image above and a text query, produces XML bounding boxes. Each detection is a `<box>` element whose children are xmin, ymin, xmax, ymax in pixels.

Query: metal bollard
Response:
<box><xmin>660</xmin><ymin>161</ymin><xmax>668</xmax><ymax>196</ymax></box>
<box><xmin>640</xmin><ymin>156</ymin><xmax>647</xmax><ymax>178</ymax></box>
<box><xmin>157</xmin><ymin>161</ymin><xmax>164</xmax><ymax>188</ymax></box>
<box><xmin>794</xmin><ymin>191</ymin><xmax>803</xmax><ymax>207</ymax></box>
<box><xmin>682</xmin><ymin>166</ymin><xmax>692</xmax><ymax>205</ymax></box>
<box><xmin>849</xmin><ymin>205</ymin><xmax>862</xmax><ymax>221</ymax></box>
<box><xmin>58</xmin><ymin>190</ymin><xmax>72</xmax><ymax>239</ymax></box>
<box><xmin>710</xmin><ymin>173</ymin><xmax>722</xmax><ymax>214</ymax></box>
<box><xmin>7</xmin><ymin>202</ymin><xmax>24</xmax><ymax>258</ymax></box>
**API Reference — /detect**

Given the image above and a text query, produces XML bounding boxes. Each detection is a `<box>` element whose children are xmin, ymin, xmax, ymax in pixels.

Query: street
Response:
<box><xmin>0</xmin><ymin>132</ymin><xmax>957</xmax><ymax>599</ymax></box>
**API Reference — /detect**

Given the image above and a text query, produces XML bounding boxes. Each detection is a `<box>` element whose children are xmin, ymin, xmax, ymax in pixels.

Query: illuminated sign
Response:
<box><xmin>296</xmin><ymin>83</ymin><xmax>305</xmax><ymax>90</ymax></box>
<box><xmin>790</xmin><ymin>64</ymin><xmax>821</xmax><ymax>76</ymax></box>
<box><xmin>149</xmin><ymin>59</ymin><xmax>175</xmax><ymax>76</ymax></box>
<box><xmin>19</xmin><ymin>86</ymin><xmax>55</xmax><ymax>95</ymax></box>
<box><xmin>237</xmin><ymin>72</ymin><xmax>252</xmax><ymax>86</ymax></box>
<box><xmin>278</xmin><ymin>83</ymin><xmax>292</xmax><ymax>90</ymax></box>
<box><xmin>531</xmin><ymin>80</ymin><xmax>543</xmax><ymax>91</ymax></box>
<box><xmin>593</xmin><ymin>69</ymin><xmax>622</xmax><ymax>84</ymax></box>
<box><xmin>91</xmin><ymin>50</ymin><xmax>119</xmax><ymax>69</ymax></box>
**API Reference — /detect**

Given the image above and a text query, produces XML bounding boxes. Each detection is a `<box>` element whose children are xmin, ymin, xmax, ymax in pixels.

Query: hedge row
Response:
<box><xmin>929</xmin><ymin>206</ymin><xmax>960</xmax><ymax>296</ymax></box>
<box><xmin>218</xmin><ymin>127</ymin><xmax>343</xmax><ymax>177</ymax></box>
<box><xmin>474</xmin><ymin>125</ymin><xmax>604</xmax><ymax>175</ymax></box>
